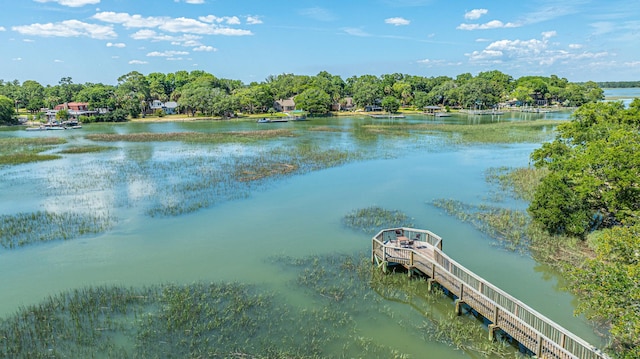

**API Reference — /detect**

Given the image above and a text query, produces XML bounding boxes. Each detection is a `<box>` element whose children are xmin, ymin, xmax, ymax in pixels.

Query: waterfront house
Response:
<box><xmin>274</xmin><ymin>97</ymin><xmax>295</xmax><ymax>112</ymax></box>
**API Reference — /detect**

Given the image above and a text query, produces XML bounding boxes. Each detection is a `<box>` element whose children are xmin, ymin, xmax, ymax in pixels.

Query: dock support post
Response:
<box><xmin>488</xmin><ymin>324</ymin><xmax>500</xmax><ymax>341</ymax></box>
<box><xmin>427</xmin><ymin>278</ymin><xmax>435</xmax><ymax>292</ymax></box>
<box><xmin>454</xmin><ymin>299</ymin><xmax>466</xmax><ymax>316</ymax></box>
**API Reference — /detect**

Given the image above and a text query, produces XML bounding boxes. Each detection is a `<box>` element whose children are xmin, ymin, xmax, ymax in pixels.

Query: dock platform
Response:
<box><xmin>372</xmin><ymin>227</ymin><xmax>609</xmax><ymax>359</ymax></box>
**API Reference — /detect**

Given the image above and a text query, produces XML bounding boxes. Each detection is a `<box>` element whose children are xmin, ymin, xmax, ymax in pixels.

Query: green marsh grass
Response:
<box><xmin>0</xmin><ymin>137</ymin><xmax>66</xmax><ymax>165</ymax></box>
<box><xmin>433</xmin><ymin>199</ymin><xmax>530</xmax><ymax>252</ymax></box>
<box><xmin>342</xmin><ymin>206</ymin><xmax>414</xmax><ymax>235</ymax></box>
<box><xmin>85</xmin><ymin>129</ymin><xmax>295</xmax><ymax>144</ymax></box>
<box><xmin>0</xmin><ymin>249</ymin><xmax>516</xmax><ymax>358</ymax></box>
<box><xmin>0</xmin><ymin>211</ymin><xmax>115</xmax><ymax>249</ymax></box>
<box><xmin>58</xmin><ymin>145</ymin><xmax>117</xmax><ymax>154</ymax></box>
<box><xmin>485</xmin><ymin>166</ymin><xmax>549</xmax><ymax>202</ymax></box>
<box><xmin>364</xmin><ymin>119</ymin><xmax>560</xmax><ymax>144</ymax></box>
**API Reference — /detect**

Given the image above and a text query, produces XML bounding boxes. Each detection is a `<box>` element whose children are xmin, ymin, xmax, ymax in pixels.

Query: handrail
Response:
<box><xmin>372</xmin><ymin>228</ymin><xmax>609</xmax><ymax>359</ymax></box>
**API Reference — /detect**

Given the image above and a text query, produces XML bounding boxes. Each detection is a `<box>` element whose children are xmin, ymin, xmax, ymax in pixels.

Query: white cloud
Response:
<box><xmin>12</xmin><ymin>20</ymin><xmax>116</xmax><ymax>39</ymax></box>
<box><xmin>34</xmin><ymin>0</ymin><xmax>100</xmax><ymax>7</ymax></box>
<box><xmin>13</xmin><ymin>57</ymin><xmax>22</xmax><ymax>61</ymax></box>
<box><xmin>106</xmin><ymin>42</ymin><xmax>126</xmax><ymax>48</ymax></box>
<box><xmin>0</xmin><ymin>27</ymin><xmax>5</xmax><ymax>31</ymax></box>
<box><xmin>568</xmin><ymin>44</ymin><xmax>583</xmax><ymax>49</ymax></box>
<box><xmin>175</xmin><ymin>0</ymin><xmax>205</xmax><ymax>3</ymax></box>
<box><xmin>343</xmin><ymin>28</ymin><xmax>370</xmax><ymax>37</ymax></box>
<box><xmin>246</xmin><ymin>16</ymin><xmax>262</xmax><ymax>25</ymax></box>
<box><xmin>199</xmin><ymin>15</ymin><xmax>240</xmax><ymax>25</ymax></box>
<box><xmin>475</xmin><ymin>38</ymin><xmax>491</xmax><ymax>42</ymax></box>
<box><xmin>54</xmin><ymin>59</ymin><xmax>63</xmax><ymax>63</ymax></box>
<box><xmin>464</xmin><ymin>9</ymin><xmax>488</xmax><ymax>20</ymax></box>
<box><xmin>93</xmin><ymin>12</ymin><xmax>165</xmax><ymax>28</ymax></box>
<box><xmin>625</xmin><ymin>61</ymin><xmax>640</xmax><ymax>67</ymax></box>
<box><xmin>23</xmin><ymin>39</ymin><xmax>35</xmax><ymax>42</ymax></box>
<box><xmin>128</xmin><ymin>60</ymin><xmax>147</xmax><ymax>64</ymax></box>
<box><xmin>93</xmin><ymin>12</ymin><xmax>253</xmax><ymax>36</ymax></box>
<box><xmin>147</xmin><ymin>50</ymin><xmax>189</xmax><ymax>57</ymax></box>
<box><xmin>167</xmin><ymin>57</ymin><xmax>185</xmax><ymax>61</ymax></box>
<box><xmin>457</xmin><ymin>20</ymin><xmax>518</xmax><ymax>30</ymax></box>
<box><xmin>467</xmin><ymin>31</ymin><xmax>612</xmax><ymax>68</ymax></box>
<box><xmin>130</xmin><ymin>29</ymin><xmax>203</xmax><ymax>47</ymax></box>
<box><xmin>385</xmin><ymin>17</ymin><xmax>410</xmax><ymax>26</ymax></box>
<box><xmin>193</xmin><ymin>45</ymin><xmax>216</xmax><ymax>52</ymax></box>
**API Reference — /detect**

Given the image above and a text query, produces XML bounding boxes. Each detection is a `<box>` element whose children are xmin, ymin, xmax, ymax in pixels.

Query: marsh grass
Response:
<box><xmin>0</xmin><ymin>137</ymin><xmax>66</xmax><ymax>165</ymax></box>
<box><xmin>485</xmin><ymin>166</ymin><xmax>549</xmax><ymax>202</ymax></box>
<box><xmin>58</xmin><ymin>145</ymin><xmax>117</xmax><ymax>154</ymax></box>
<box><xmin>85</xmin><ymin>129</ymin><xmax>295</xmax><ymax>144</ymax></box>
<box><xmin>364</xmin><ymin>120</ymin><xmax>559</xmax><ymax>144</ymax></box>
<box><xmin>0</xmin><ymin>211</ymin><xmax>115</xmax><ymax>249</ymax></box>
<box><xmin>342</xmin><ymin>206</ymin><xmax>414</xmax><ymax>235</ymax></box>
<box><xmin>433</xmin><ymin>199</ymin><xmax>530</xmax><ymax>252</ymax></box>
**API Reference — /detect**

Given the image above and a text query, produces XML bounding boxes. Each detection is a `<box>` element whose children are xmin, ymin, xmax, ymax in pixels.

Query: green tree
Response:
<box><xmin>56</xmin><ymin>108</ymin><xmax>70</xmax><ymax>121</ymax></box>
<box><xmin>75</xmin><ymin>84</ymin><xmax>116</xmax><ymax>110</ymax></box>
<box><xmin>294</xmin><ymin>87</ymin><xmax>331</xmax><ymax>115</ymax></box>
<box><xmin>0</xmin><ymin>95</ymin><xmax>17</xmax><ymax>125</ymax></box>
<box><xmin>381</xmin><ymin>96</ymin><xmax>400</xmax><ymax>113</ymax></box>
<box><xmin>530</xmin><ymin>102</ymin><xmax>640</xmax><ymax>236</ymax></box>
<box><xmin>116</xmin><ymin>71</ymin><xmax>150</xmax><ymax>118</ymax></box>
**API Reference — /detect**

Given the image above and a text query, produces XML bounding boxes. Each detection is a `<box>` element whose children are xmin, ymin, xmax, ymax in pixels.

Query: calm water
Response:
<box><xmin>604</xmin><ymin>87</ymin><xmax>640</xmax><ymax>107</ymax></box>
<box><xmin>0</xmin><ymin>112</ymin><xmax>603</xmax><ymax>357</ymax></box>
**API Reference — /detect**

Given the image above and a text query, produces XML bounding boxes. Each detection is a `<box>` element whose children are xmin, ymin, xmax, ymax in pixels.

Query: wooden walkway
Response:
<box><xmin>371</xmin><ymin>228</ymin><xmax>609</xmax><ymax>359</ymax></box>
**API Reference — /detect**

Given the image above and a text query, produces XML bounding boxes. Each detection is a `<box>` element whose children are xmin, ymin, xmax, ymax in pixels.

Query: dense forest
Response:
<box><xmin>0</xmin><ymin>70</ymin><xmax>605</xmax><ymax>125</ymax></box>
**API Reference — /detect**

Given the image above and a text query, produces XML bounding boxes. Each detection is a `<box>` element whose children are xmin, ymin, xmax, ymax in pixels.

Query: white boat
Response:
<box><xmin>257</xmin><ymin>118</ymin><xmax>271</xmax><ymax>123</ymax></box>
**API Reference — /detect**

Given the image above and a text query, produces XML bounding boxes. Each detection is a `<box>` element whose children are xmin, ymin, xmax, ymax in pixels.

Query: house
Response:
<box><xmin>274</xmin><ymin>97</ymin><xmax>295</xmax><ymax>112</ymax></box>
<box><xmin>48</xmin><ymin>102</ymin><xmax>95</xmax><ymax>121</ymax></box>
<box><xmin>364</xmin><ymin>105</ymin><xmax>383</xmax><ymax>112</ymax></box>
<box><xmin>332</xmin><ymin>97</ymin><xmax>355</xmax><ymax>111</ymax></box>
<box><xmin>164</xmin><ymin>101</ymin><xmax>178</xmax><ymax>115</ymax></box>
<box><xmin>54</xmin><ymin>102</ymin><xmax>89</xmax><ymax>112</ymax></box>
<box><xmin>148</xmin><ymin>100</ymin><xmax>179</xmax><ymax>115</ymax></box>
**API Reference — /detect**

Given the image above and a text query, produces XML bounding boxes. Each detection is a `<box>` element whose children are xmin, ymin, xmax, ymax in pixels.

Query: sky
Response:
<box><xmin>1</xmin><ymin>0</ymin><xmax>639</xmax><ymax>86</ymax></box>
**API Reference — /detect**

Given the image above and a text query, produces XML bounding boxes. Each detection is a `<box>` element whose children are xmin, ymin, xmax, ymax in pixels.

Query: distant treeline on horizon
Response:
<box><xmin>595</xmin><ymin>81</ymin><xmax>640</xmax><ymax>88</ymax></box>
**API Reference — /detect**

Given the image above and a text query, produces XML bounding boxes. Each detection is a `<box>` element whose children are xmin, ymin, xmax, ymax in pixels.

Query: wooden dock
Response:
<box><xmin>371</xmin><ymin>228</ymin><xmax>609</xmax><ymax>359</ymax></box>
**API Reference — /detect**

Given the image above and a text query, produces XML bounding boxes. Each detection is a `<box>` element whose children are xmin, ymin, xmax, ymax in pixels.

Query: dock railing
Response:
<box><xmin>372</xmin><ymin>228</ymin><xmax>609</xmax><ymax>359</ymax></box>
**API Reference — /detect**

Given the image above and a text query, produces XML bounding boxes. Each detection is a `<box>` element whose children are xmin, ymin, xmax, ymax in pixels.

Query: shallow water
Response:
<box><xmin>0</xmin><ymin>113</ymin><xmax>604</xmax><ymax>357</ymax></box>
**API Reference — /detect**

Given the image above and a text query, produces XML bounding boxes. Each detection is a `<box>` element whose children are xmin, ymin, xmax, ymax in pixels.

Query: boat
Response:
<box><xmin>257</xmin><ymin>118</ymin><xmax>271</xmax><ymax>123</ymax></box>
<box><xmin>434</xmin><ymin>112</ymin><xmax>451</xmax><ymax>117</ymax></box>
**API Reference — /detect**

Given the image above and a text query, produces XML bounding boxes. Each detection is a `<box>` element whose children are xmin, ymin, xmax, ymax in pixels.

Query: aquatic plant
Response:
<box><xmin>0</xmin><ymin>137</ymin><xmax>66</xmax><ymax>165</ymax></box>
<box><xmin>342</xmin><ymin>206</ymin><xmax>414</xmax><ymax>235</ymax></box>
<box><xmin>363</xmin><ymin>119</ymin><xmax>559</xmax><ymax>144</ymax></box>
<box><xmin>432</xmin><ymin>199</ymin><xmax>530</xmax><ymax>252</ymax></box>
<box><xmin>485</xmin><ymin>166</ymin><xmax>549</xmax><ymax>202</ymax></box>
<box><xmin>85</xmin><ymin>129</ymin><xmax>295</xmax><ymax>144</ymax></box>
<box><xmin>58</xmin><ymin>145</ymin><xmax>117</xmax><ymax>154</ymax></box>
<box><xmin>0</xmin><ymin>211</ymin><xmax>115</xmax><ymax>249</ymax></box>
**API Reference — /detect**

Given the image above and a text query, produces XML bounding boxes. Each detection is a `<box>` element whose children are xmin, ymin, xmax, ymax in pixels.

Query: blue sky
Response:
<box><xmin>1</xmin><ymin>0</ymin><xmax>639</xmax><ymax>86</ymax></box>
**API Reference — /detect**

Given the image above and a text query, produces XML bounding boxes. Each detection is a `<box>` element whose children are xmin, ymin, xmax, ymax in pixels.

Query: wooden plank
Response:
<box><xmin>371</xmin><ymin>229</ymin><xmax>609</xmax><ymax>359</ymax></box>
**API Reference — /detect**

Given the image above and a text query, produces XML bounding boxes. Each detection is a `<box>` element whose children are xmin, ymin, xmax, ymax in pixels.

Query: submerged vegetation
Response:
<box><xmin>57</xmin><ymin>145</ymin><xmax>117</xmax><ymax>154</ymax></box>
<box><xmin>0</xmin><ymin>137</ymin><xmax>66</xmax><ymax>165</ymax></box>
<box><xmin>0</xmin><ymin>253</ymin><xmax>516</xmax><ymax>358</ymax></box>
<box><xmin>85</xmin><ymin>129</ymin><xmax>295</xmax><ymax>144</ymax></box>
<box><xmin>363</xmin><ymin>120</ymin><xmax>559</xmax><ymax>144</ymax></box>
<box><xmin>342</xmin><ymin>206</ymin><xmax>414</xmax><ymax>235</ymax></box>
<box><xmin>0</xmin><ymin>211</ymin><xmax>115</xmax><ymax>249</ymax></box>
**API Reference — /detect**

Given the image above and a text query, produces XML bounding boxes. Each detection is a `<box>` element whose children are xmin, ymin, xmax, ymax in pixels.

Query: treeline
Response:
<box><xmin>596</xmin><ymin>81</ymin><xmax>640</xmax><ymax>88</ymax></box>
<box><xmin>0</xmin><ymin>70</ymin><xmax>604</xmax><ymax>123</ymax></box>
